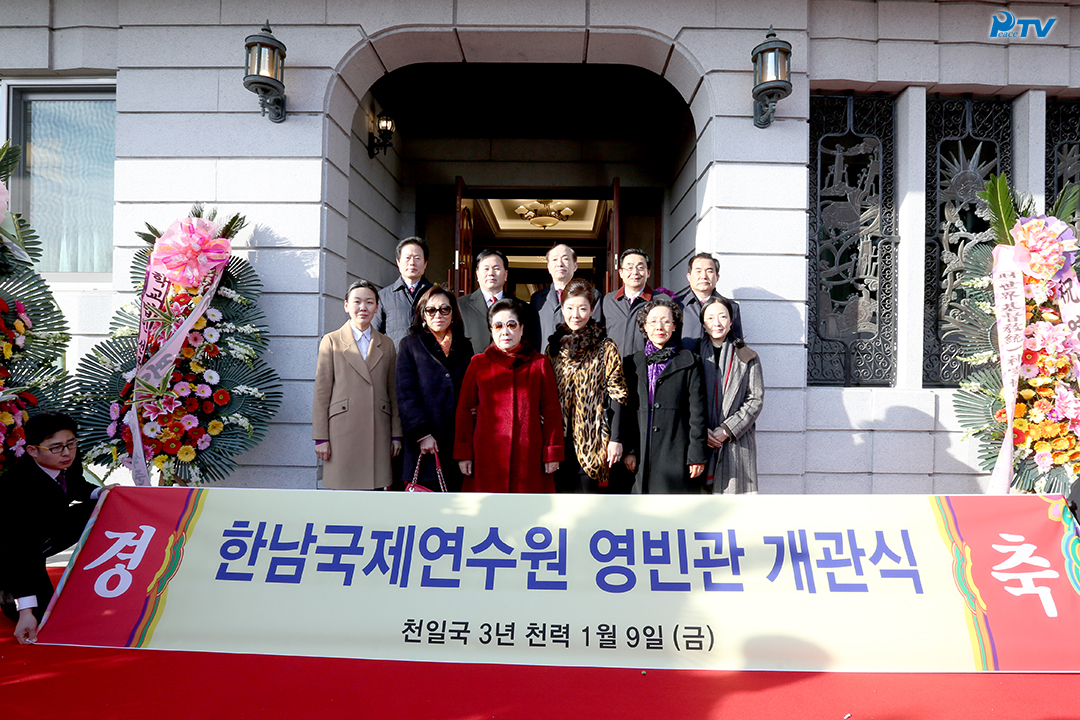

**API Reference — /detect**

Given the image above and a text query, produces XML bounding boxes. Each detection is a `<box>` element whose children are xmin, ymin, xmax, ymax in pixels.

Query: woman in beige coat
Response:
<box><xmin>313</xmin><ymin>279</ymin><xmax>402</xmax><ymax>489</ymax></box>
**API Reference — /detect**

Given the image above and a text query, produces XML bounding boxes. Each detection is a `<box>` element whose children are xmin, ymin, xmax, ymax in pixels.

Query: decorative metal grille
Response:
<box><xmin>923</xmin><ymin>97</ymin><xmax>1012</xmax><ymax>387</ymax></box>
<box><xmin>807</xmin><ymin>94</ymin><xmax>897</xmax><ymax>386</ymax></box>
<box><xmin>1046</xmin><ymin>99</ymin><xmax>1080</xmax><ymax>203</ymax></box>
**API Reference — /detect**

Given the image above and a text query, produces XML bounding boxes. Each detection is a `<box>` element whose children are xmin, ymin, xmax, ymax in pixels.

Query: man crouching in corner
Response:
<box><xmin>0</xmin><ymin>413</ymin><xmax>104</xmax><ymax>644</ymax></box>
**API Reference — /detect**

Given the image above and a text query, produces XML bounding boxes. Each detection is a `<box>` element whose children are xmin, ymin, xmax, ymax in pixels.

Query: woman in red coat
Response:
<box><xmin>454</xmin><ymin>297</ymin><xmax>564</xmax><ymax>492</ymax></box>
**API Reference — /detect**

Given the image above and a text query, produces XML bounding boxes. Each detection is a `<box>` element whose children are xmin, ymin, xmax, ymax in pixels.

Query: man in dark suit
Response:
<box><xmin>0</xmin><ymin>413</ymin><xmax>104</xmax><ymax>644</ymax></box>
<box><xmin>679</xmin><ymin>252</ymin><xmax>743</xmax><ymax>350</ymax></box>
<box><xmin>530</xmin><ymin>243</ymin><xmax>579</xmax><ymax>350</ymax></box>
<box><xmin>461</xmin><ymin>248</ymin><xmax>539</xmax><ymax>355</ymax></box>
<box><xmin>595</xmin><ymin>248</ymin><xmax>658</xmax><ymax>359</ymax></box>
<box><xmin>374</xmin><ymin>237</ymin><xmax>435</xmax><ymax>348</ymax></box>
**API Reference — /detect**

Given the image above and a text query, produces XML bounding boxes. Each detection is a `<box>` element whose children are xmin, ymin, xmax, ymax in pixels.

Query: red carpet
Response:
<box><xmin>2</xmin><ymin>573</ymin><xmax>1076</xmax><ymax>720</ymax></box>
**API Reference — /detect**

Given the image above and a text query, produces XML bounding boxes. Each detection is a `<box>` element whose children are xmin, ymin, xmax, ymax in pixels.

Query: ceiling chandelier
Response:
<box><xmin>514</xmin><ymin>199</ymin><xmax>573</xmax><ymax>228</ymax></box>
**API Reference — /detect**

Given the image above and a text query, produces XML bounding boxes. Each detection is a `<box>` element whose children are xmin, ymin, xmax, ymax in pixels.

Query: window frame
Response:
<box><xmin>1</xmin><ymin>77</ymin><xmax>116</xmax><ymax>281</ymax></box>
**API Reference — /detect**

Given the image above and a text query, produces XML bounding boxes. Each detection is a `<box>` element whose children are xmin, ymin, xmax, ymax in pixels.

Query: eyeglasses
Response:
<box><xmin>36</xmin><ymin>439</ymin><xmax>78</xmax><ymax>455</ymax></box>
<box><xmin>424</xmin><ymin>305</ymin><xmax>452</xmax><ymax>317</ymax></box>
<box><xmin>645</xmin><ymin>319</ymin><xmax>675</xmax><ymax>328</ymax></box>
<box><xmin>621</xmin><ymin>263</ymin><xmax>648</xmax><ymax>272</ymax></box>
<box><xmin>491</xmin><ymin>320</ymin><xmax>520</xmax><ymax>331</ymax></box>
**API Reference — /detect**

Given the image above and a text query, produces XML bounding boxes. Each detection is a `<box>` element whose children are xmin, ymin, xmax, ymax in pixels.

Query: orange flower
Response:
<box><xmin>1029</xmin><ymin>425</ymin><xmax>1044</xmax><ymax>441</ymax></box>
<box><xmin>1053</xmin><ymin>452</ymin><xmax>1069</xmax><ymax>465</ymax></box>
<box><xmin>1052</xmin><ymin>437</ymin><xmax>1070</xmax><ymax>451</ymax></box>
<box><xmin>1044</xmin><ymin>422</ymin><xmax>1063</xmax><ymax>438</ymax></box>
<box><xmin>994</xmin><ymin>408</ymin><xmax>1008</xmax><ymax>423</ymax></box>
<box><xmin>1034</xmin><ymin>440</ymin><xmax>1053</xmax><ymax>454</ymax></box>
<box><xmin>181</xmin><ymin>347</ymin><xmax>195</xmax><ymax>358</ymax></box>
<box><xmin>1014</xmin><ymin>402</ymin><xmax>1028</xmax><ymax>418</ymax></box>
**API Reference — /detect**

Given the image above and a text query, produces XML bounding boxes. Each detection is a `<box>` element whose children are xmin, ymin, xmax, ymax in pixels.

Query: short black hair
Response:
<box><xmin>636</xmin><ymin>295</ymin><xmax>682</xmax><ymax>343</ymax></box>
<box><xmin>487</xmin><ymin>296</ymin><xmax>534</xmax><ymax>348</ymax></box>
<box><xmin>475</xmin><ymin>248</ymin><xmax>509</xmax><ymax>272</ymax></box>
<box><xmin>25</xmin><ymin>412</ymin><xmax>78</xmax><ymax>447</ymax></box>
<box><xmin>619</xmin><ymin>248</ymin><xmax>651</xmax><ymax>271</ymax></box>
<box><xmin>396</xmin><ymin>236</ymin><xmax>430</xmax><ymax>262</ymax></box>
<box><xmin>699</xmin><ymin>295</ymin><xmax>744</xmax><ymax>348</ymax></box>
<box><xmin>345</xmin><ymin>279</ymin><xmax>380</xmax><ymax>303</ymax></box>
<box><xmin>687</xmin><ymin>252</ymin><xmax>719</xmax><ymax>274</ymax></box>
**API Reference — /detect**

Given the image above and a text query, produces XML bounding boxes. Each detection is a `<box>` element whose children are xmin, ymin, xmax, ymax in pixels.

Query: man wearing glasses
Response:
<box><xmin>1</xmin><ymin>413</ymin><xmax>105</xmax><ymax>644</ymax></box>
<box><xmin>596</xmin><ymin>248</ymin><xmax>658</xmax><ymax>359</ymax></box>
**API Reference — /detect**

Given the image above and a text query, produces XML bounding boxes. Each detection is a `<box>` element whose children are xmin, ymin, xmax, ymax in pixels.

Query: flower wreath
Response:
<box><xmin>77</xmin><ymin>205</ymin><xmax>281</xmax><ymax>485</ymax></box>
<box><xmin>953</xmin><ymin>174</ymin><xmax>1080</xmax><ymax>493</ymax></box>
<box><xmin>0</xmin><ymin>140</ymin><xmax>71</xmax><ymax>473</ymax></box>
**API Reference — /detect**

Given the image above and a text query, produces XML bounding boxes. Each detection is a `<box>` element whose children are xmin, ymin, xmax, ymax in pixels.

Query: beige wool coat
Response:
<box><xmin>312</xmin><ymin>322</ymin><xmax>401</xmax><ymax>489</ymax></box>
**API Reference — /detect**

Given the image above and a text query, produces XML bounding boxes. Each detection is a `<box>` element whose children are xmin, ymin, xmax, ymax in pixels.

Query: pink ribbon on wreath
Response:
<box><xmin>990</xmin><ymin>245</ymin><xmax>1026</xmax><ymax>495</ymax></box>
<box><xmin>149</xmin><ymin>218</ymin><xmax>230</xmax><ymax>288</ymax></box>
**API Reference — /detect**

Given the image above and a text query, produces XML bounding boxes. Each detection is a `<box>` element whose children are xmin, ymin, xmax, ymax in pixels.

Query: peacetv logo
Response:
<box><xmin>989</xmin><ymin>10</ymin><xmax>1057</xmax><ymax>38</ymax></box>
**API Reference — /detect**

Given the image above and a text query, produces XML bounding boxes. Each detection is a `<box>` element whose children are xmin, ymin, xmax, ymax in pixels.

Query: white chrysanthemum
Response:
<box><xmin>202</xmin><ymin>369</ymin><xmax>220</xmax><ymax>384</ymax></box>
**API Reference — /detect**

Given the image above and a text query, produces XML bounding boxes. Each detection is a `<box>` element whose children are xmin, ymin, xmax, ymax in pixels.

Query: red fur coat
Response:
<box><xmin>454</xmin><ymin>344</ymin><xmax>564</xmax><ymax>493</ymax></box>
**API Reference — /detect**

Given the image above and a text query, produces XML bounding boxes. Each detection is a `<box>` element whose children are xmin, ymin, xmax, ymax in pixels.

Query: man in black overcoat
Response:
<box><xmin>0</xmin><ymin>413</ymin><xmax>103</xmax><ymax>644</ymax></box>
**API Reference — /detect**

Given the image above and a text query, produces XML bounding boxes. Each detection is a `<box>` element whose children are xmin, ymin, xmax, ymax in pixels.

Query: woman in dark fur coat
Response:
<box><xmin>396</xmin><ymin>287</ymin><xmax>474</xmax><ymax>491</ymax></box>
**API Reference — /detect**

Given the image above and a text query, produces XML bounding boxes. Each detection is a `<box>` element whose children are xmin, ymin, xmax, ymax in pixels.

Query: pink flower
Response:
<box><xmin>1011</xmin><ymin>215</ymin><xmax>1079</xmax><ymax>280</ymax></box>
<box><xmin>110</xmin><ymin>402</ymin><xmax>122</xmax><ymax>420</ymax></box>
<box><xmin>149</xmin><ymin>217</ymin><xmax>230</xmax><ymax>288</ymax></box>
<box><xmin>173</xmin><ymin>382</ymin><xmax>192</xmax><ymax>397</ymax></box>
<box><xmin>12</xmin><ymin>438</ymin><xmax>25</xmax><ymax>457</ymax></box>
<box><xmin>188</xmin><ymin>331</ymin><xmax>204</xmax><ymax>346</ymax></box>
<box><xmin>14</xmin><ymin>301</ymin><xmax>31</xmax><ymax>330</ymax></box>
<box><xmin>1034</xmin><ymin>451</ymin><xmax>1054</xmax><ymax>471</ymax></box>
<box><xmin>107</xmin><ymin>421</ymin><xmax>118</xmax><ymax>437</ymax></box>
<box><xmin>1026</xmin><ymin>321</ymin><xmax>1074</xmax><ymax>355</ymax></box>
<box><xmin>160</xmin><ymin>395</ymin><xmax>182</xmax><ymax>413</ymax></box>
<box><xmin>1055</xmin><ymin>384</ymin><xmax>1080</xmax><ymax>421</ymax></box>
<box><xmin>195</xmin><ymin>383</ymin><xmax>212</xmax><ymax>398</ymax></box>
<box><xmin>180</xmin><ymin>414</ymin><xmax>199</xmax><ymax>430</ymax></box>
<box><xmin>142</xmin><ymin>402</ymin><xmax>165</xmax><ymax>421</ymax></box>
<box><xmin>1019</xmin><ymin>364</ymin><xmax>1039</xmax><ymax>379</ymax></box>
<box><xmin>196</xmin><ymin>435</ymin><xmax>212</xmax><ymax>450</ymax></box>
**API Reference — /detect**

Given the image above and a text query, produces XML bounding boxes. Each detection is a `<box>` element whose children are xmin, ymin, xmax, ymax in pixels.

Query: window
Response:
<box><xmin>922</xmin><ymin>96</ymin><xmax>1012</xmax><ymax>387</ymax></box>
<box><xmin>1046</xmin><ymin>99</ymin><xmax>1080</xmax><ymax>202</ymax></box>
<box><xmin>807</xmin><ymin>94</ymin><xmax>897</xmax><ymax>386</ymax></box>
<box><xmin>7</xmin><ymin>85</ymin><xmax>116</xmax><ymax>273</ymax></box>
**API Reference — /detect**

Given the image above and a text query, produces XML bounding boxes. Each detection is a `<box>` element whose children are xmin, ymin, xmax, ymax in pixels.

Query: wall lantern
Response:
<box><xmin>368</xmin><ymin>113</ymin><xmax>396</xmax><ymax>158</ymax></box>
<box><xmin>244</xmin><ymin>22</ymin><xmax>287</xmax><ymax>123</ymax></box>
<box><xmin>751</xmin><ymin>26</ymin><xmax>792</xmax><ymax>129</ymax></box>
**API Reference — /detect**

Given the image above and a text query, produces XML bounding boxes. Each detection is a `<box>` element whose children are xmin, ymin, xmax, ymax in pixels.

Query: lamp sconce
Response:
<box><xmin>244</xmin><ymin>22</ymin><xmax>287</xmax><ymax>123</ymax></box>
<box><xmin>368</xmin><ymin>113</ymin><xmax>395</xmax><ymax>158</ymax></box>
<box><xmin>751</xmin><ymin>26</ymin><xmax>792</xmax><ymax>129</ymax></box>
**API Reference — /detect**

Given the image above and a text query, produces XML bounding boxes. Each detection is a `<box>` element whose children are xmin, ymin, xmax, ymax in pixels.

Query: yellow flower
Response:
<box><xmin>1052</xmin><ymin>437</ymin><xmax>1070</xmax><ymax>451</ymax></box>
<box><xmin>1014</xmin><ymin>418</ymin><xmax>1029</xmax><ymax>431</ymax></box>
<box><xmin>1044</xmin><ymin>422</ymin><xmax>1063</xmax><ymax>438</ymax></box>
<box><xmin>153</xmin><ymin>454</ymin><xmax>168</xmax><ymax>468</ymax></box>
<box><xmin>2</xmin><ymin>343</ymin><xmax>11</xmax><ymax>359</ymax></box>
<box><xmin>1014</xmin><ymin>403</ymin><xmax>1027</xmax><ymax>418</ymax></box>
<box><xmin>207</xmin><ymin>420</ymin><xmax>224</xmax><ymax>436</ymax></box>
<box><xmin>1053</xmin><ymin>452</ymin><xmax>1069</xmax><ymax>465</ymax></box>
<box><xmin>13</xmin><ymin>319</ymin><xmax>25</xmax><ymax>334</ymax></box>
<box><xmin>1029</xmin><ymin>425</ymin><xmax>1044</xmax><ymax>440</ymax></box>
<box><xmin>177</xmin><ymin>445</ymin><xmax>196</xmax><ymax>462</ymax></box>
<box><xmin>1034</xmin><ymin>440</ymin><xmax>1052</xmax><ymax>454</ymax></box>
<box><xmin>194</xmin><ymin>316</ymin><xmax>208</xmax><ymax>330</ymax></box>
<box><xmin>0</xmin><ymin>411</ymin><xmax>14</xmax><ymax>426</ymax></box>
<box><xmin>1019</xmin><ymin>389</ymin><xmax>1036</xmax><ymax>400</ymax></box>
<box><xmin>190</xmin><ymin>360</ymin><xmax>205</xmax><ymax>373</ymax></box>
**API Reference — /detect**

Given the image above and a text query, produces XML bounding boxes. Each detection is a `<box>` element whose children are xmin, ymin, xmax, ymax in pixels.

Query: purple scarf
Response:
<box><xmin>645</xmin><ymin>340</ymin><xmax>674</xmax><ymax>405</ymax></box>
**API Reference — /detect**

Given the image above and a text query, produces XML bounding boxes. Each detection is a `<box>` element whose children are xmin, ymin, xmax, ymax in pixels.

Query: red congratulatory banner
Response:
<box><xmin>37</xmin><ymin>488</ymin><xmax>1080</xmax><ymax>673</ymax></box>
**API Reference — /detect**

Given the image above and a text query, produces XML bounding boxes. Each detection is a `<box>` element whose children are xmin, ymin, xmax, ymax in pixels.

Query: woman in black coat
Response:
<box><xmin>622</xmin><ymin>296</ymin><xmax>709</xmax><ymax>493</ymax></box>
<box><xmin>396</xmin><ymin>286</ymin><xmax>474</xmax><ymax>491</ymax></box>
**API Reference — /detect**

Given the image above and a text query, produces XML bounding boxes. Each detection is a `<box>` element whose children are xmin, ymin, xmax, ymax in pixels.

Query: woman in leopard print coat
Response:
<box><xmin>547</xmin><ymin>279</ymin><xmax>629</xmax><ymax>492</ymax></box>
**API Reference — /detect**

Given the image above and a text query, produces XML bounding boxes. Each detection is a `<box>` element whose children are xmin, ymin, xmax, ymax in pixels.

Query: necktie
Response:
<box><xmin>487</xmin><ymin>296</ymin><xmax>494</xmax><ymax>307</ymax></box>
<box><xmin>57</xmin><ymin>469</ymin><xmax>67</xmax><ymax>494</ymax></box>
<box><xmin>556</xmin><ymin>289</ymin><xmax>562</xmax><ymax>303</ymax></box>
